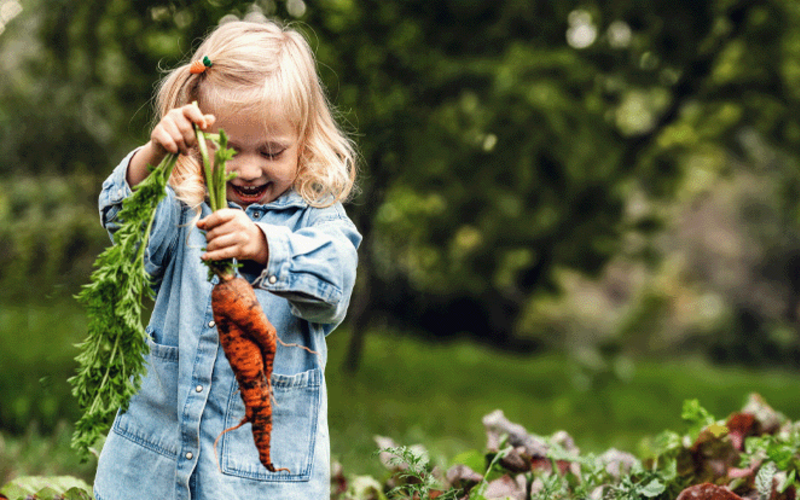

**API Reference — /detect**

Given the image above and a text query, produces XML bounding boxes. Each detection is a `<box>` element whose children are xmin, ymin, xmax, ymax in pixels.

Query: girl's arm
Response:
<box><xmin>196</xmin><ymin>205</ymin><xmax>361</xmax><ymax>325</ymax></box>
<box><xmin>254</xmin><ymin>207</ymin><xmax>361</xmax><ymax>326</ymax></box>
<box><xmin>128</xmin><ymin>104</ymin><xmax>215</xmax><ymax>187</ymax></box>
<box><xmin>100</xmin><ymin>151</ymin><xmax>185</xmax><ymax>281</ymax></box>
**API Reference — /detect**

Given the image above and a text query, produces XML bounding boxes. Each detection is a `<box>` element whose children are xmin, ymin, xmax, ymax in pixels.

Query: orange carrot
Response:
<box><xmin>197</xmin><ymin>124</ymin><xmax>318</xmax><ymax>472</ymax></box>
<box><xmin>212</xmin><ymin>273</ymin><xmax>289</xmax><ymax>473</ymax></box>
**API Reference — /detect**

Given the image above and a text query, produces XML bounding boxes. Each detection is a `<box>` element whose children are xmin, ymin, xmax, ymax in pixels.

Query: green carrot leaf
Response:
<box><xmin>69</xmin><ymin>153</ymin><xmax>178</xmax><ymax>460</ymax></box>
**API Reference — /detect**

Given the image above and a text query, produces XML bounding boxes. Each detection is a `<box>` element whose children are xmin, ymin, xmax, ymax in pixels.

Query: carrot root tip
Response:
<box><xmin>213</xmin><ymin>418</ymin><xmax>249</xmax><ymax>473</ymax></box>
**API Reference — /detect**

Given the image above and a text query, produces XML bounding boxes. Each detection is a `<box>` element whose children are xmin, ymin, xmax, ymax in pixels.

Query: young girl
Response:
<box><xmin>93</xmin><ymin>18</ymin><xmax>360</xmax><ymax>500</ymax></box>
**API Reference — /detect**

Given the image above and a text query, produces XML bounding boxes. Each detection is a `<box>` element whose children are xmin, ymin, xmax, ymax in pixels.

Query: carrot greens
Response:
<box><xmin>69</xmin><ymin>152</ymin><xmax>179</xmax><ymax>460</ymax></box>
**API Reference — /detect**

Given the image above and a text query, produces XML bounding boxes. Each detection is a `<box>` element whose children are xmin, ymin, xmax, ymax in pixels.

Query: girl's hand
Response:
<box><xmin>128</xmin><ymin>104</ymin><xmax>216</xmax><ymax>187</ymax></box>
<box><xmin>197</xmin><ymin>209</ymin><xmax>269</xmax><ymax>265</ymax></box>
<box><xmin>150</xmin><ymin>104</ymin><xmax>216</xmax><ymax>157</ymax></box>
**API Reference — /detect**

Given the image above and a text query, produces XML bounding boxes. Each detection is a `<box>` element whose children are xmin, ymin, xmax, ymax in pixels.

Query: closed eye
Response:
<box><xmin>261</xmin><ymin>148</ymin><xmax>285</xmax><ymax>159</ymax></box>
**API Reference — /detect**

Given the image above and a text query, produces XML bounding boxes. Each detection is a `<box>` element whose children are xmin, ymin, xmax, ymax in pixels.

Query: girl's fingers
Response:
<box><xmin>152</xmin><ymin>126</ymin><xmax>179</xmax><ymax>155</ymax></box>
<box><xmin>202</xmin><ymin>248</ymin><xmax>234</xmax><ymax>262</ymax></box>
<box><xmin>176</xmin><ymin>120</ymin><xmax>198</xmax><ymax>152</ymax></box>
<box><xmin>204</xmin><ymin>232</ymin><xmax>234</xmax><ymax>252</ymax></box>
<box><xmin>150</xmin><ymin>105</ymin><xmax>216</xmax><ymax>157</ymax></box>
<box><xmin>203</xmin><ymin>224</ymin><xmax>241</xmax><ymax>247</ymax></box>
<box><xmin>198</xmin><ymin>209</ymin><xmax>238</xmax><ymax>231</ymax></box>
<box><xmin>198</xmin><ymin>214</ymin><xmax>238</xmax><ymax>247</ymax></box>
<box><xmin>183</xmin><ymin>104</ymin><xmax>208</xmax><ymax>129</ymax></box>
<box><xmin>183</xmin><ymin>104</ymin><xmax>216</xmax><ymax>130</ymax></box>
<box><xmin>161</xmin><ymin>106</ymin><xmax>213</xmax><ymax>153</ymax></box>
<box><xmin>153</xmin><ymin>118</ymin><xmax>189</xmax><ymax>154</ymax></box>
<box><xmin>163</xmin><ymin>119</ymin><xmax>191</xmax><ymax>153</ymax></box>
<box><xmin>202</xmin><ymin>237</ymin><xmax>244</xmax><ymax>262</ymax></box>
<box><xmin>169</xmin><ymin>110</ymin><xmax>201</xmax><ymax>152</ymax></box>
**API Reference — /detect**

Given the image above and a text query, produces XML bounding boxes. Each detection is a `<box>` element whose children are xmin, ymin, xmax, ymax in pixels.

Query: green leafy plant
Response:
<box><xmin>469</xmin><ymin>446</ymin><xmax>514</xmax><ymax>500</ymax></box>
<box><xmin>755</xmin><ymin>461</ymin><xmax>777</xmax><ymax>500</ymax></box>
<box><xmin>606</xmin><ymin>470</ymin><xmax>666</xmax><ymax>500</ymax></box>
<box><xmin>742</xmin><ymin>430</ymin><xmax>800</xmax><ymax>496</ymax></box>
<box><xmin>368</xmin><ymin>396</ymin><xmax>800</xmax><ymax>500</ymax></box>
<box><xmin>380</xmin><ymin>446</ymin><xmax>461</xmax><ymax>500</ymax></box>
<box><xmin>681</xmin><ymin>398</ymin><xmax>724</xmax><ymax>441</ymax></box>
<box><xmin>68</xmin><ymin>151</ymin><xmax>179</xmax><ymax>460</ymax></box>
<box><xmin>0</xmin><ymin>475</ymin><xmax>93</xmax><ymax>500</ymax></box>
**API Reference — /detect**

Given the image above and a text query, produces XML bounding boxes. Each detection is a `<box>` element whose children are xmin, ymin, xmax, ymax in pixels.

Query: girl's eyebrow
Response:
<box><xmin>225</xmin><ymin>140</ymin><xmax>286</xmax><ymax>149</ymax></box>
<box><xmin>224</xmin><ymin>138</ymin><xmax>292</xmax><ymax>151</ymax></box>
<box><xmin>261</xmin><ymin>140</ymin><xmax>289</xmax><ymax>150</ymax></box>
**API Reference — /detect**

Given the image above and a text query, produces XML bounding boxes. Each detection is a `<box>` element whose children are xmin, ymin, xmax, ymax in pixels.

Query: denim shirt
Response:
<box><xmin>92</xmin><ymin>151</ymin><xmax>361</xmax><ymax>500</ymax></box>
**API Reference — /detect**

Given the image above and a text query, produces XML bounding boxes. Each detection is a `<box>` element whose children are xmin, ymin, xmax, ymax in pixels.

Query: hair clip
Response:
<box><xmin>190</xmin><ymin>56</ymin><xmax>213</xmax><ymax>74</ymax></box>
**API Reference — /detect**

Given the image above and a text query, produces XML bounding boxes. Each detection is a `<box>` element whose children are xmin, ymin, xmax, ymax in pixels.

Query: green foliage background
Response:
<box><xmin>4</xmin><ymin>0</ymin><xmax>800</xmax><ymax>362</ymax></box>
<box><xmin>3</xmin><ymin>0</ymin><xmax>800</xmax><ymax>485</ymax></box>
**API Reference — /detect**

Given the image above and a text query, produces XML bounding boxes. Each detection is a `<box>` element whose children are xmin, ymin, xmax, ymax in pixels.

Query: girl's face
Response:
<box><xmin>203</xmin><ymin>97</ymin><xmax>301</xmax><ymax>207</ymax></box>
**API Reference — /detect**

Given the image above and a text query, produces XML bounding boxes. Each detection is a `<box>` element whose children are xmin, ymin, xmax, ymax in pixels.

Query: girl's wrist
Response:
<box><xmin>127</xmin><ymin>141</ymin><xmax>165</xmax><ymax>187</ymax></box>
<box><xmin>253</xmin><ymin>226</ymin><xmax>270</xmax><ymax>266</ymax></box>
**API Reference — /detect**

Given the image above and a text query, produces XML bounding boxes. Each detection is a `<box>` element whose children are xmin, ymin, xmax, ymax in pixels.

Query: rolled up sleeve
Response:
<box><xmin>99</xmin><ymin>150</ymin><xmax>139</xmax><ymax>234</ymax></box>
<box><xmin>253</xmin><ymin>207</ymin><xmax>361</xmax><ymax>326</ymax></box>
<box><xmin>98</xmin><ymin>149</ymin><xmax>182</xmax><ymax>280</ymax></box>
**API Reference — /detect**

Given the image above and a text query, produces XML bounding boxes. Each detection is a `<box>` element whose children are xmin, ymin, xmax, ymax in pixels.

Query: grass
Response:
<box><xmin>5</xmin><ymin>299</ymin><xmax>800</xmax><ymax>485</ymax></box>
<box><xmin>325</xmin><ymin>330</ymin><xmax>800</xmax><ymax>477</ymax></box>
<box><xmin>0</xmin><ymin>301</ymin><xmax>83</xmax><ymax>435</ymax></box>
<box><xmin>0</xmin><ymin>422</ymin><xmax>97</xmax><ymax>486</ymax></box>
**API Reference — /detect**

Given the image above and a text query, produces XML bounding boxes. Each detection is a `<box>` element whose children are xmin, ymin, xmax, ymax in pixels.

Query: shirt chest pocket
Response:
<box><xmin>112</xmin><ymin>334</ymin><xmax>180</xmax><ymax>459</ymax></box>
<box><xmin>218</xmin><ymin>367</ymin><xmax>321</xmax><ymax>482</ymax></box>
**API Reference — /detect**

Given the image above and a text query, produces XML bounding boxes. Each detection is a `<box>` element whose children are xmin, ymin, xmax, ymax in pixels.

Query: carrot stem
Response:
<box><xmin>192</xmin><ymin>111</ymin><xmax>237</xmax><ymax>278</ymax></box>
<box><xmin>195</xmin><ymin>126</ymin><xmax>217</xmax><ymax>211</ymax></box>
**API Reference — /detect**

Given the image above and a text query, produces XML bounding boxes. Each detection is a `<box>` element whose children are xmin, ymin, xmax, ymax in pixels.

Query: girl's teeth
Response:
<box><xmin>233</xmin><ymin>184</ymin><xmax>267</xmax><ymax>201</ymax></box>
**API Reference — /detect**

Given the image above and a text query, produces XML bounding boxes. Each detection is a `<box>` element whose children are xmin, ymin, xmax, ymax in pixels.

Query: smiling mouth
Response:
<box><xmin>231</xmin><ymin>183</ymin><xmax>269</xmax><ymax>203</ymax></box>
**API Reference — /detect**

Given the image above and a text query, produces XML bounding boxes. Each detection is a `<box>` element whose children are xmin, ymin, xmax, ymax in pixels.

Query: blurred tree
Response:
<box><xmin>319</xmin><ymin>0</ymin><xmax>800</xmax><ymax>368</ymax></box>
<box><xmin>3</xmin><ymin>0</ymin><xmax>800</xmax><ymax>369</ymax></box>
<box><xmin>509</xmin><ymin>1</ymin><xmax>800</xmax><ymax>366</ymax></box>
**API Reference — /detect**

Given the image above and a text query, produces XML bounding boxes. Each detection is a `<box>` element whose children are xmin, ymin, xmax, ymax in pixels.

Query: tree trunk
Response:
<box><xmin>342</xmin><ymin>247</ymin><xmax>373</xmax><ymax>373</ymax></box>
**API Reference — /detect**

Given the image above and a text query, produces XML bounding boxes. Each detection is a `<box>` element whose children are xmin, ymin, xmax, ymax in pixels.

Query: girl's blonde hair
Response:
<box><xmin>155</xmin><ymin>18</ymin><xmax>357</xmax><ymax>209</ymax></box>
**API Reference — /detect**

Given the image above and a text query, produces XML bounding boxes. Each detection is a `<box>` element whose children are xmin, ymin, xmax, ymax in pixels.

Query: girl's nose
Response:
<box><xmin>231</xmin><ymin>155</ymin><xmax>263</xmax><ymax>181</ymax></box>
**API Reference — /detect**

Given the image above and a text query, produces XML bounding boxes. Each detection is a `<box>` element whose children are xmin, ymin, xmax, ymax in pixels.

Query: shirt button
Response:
<box><xmin>268</xmin><ymin>275</ymin><xmax>277</xmax><ymax>285</ymax></box>
<box><xmin>185</xmin><ymin>452</ymin><xmax>193</xmax><ymax>460</ymax></box>
<box><xmin>208</xmin><ymin>320</ymin><xmax>215</xmax><ymax>328</ymax></box>
<box><xmin>195</xmin><ymin>385</ymin><xmax>203</xmax><ymax>393</ymax></box>
<box><xmin>253</xmin><ymin>212</ymin><xmax>261</xmax><ymax>218</ymax></box>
